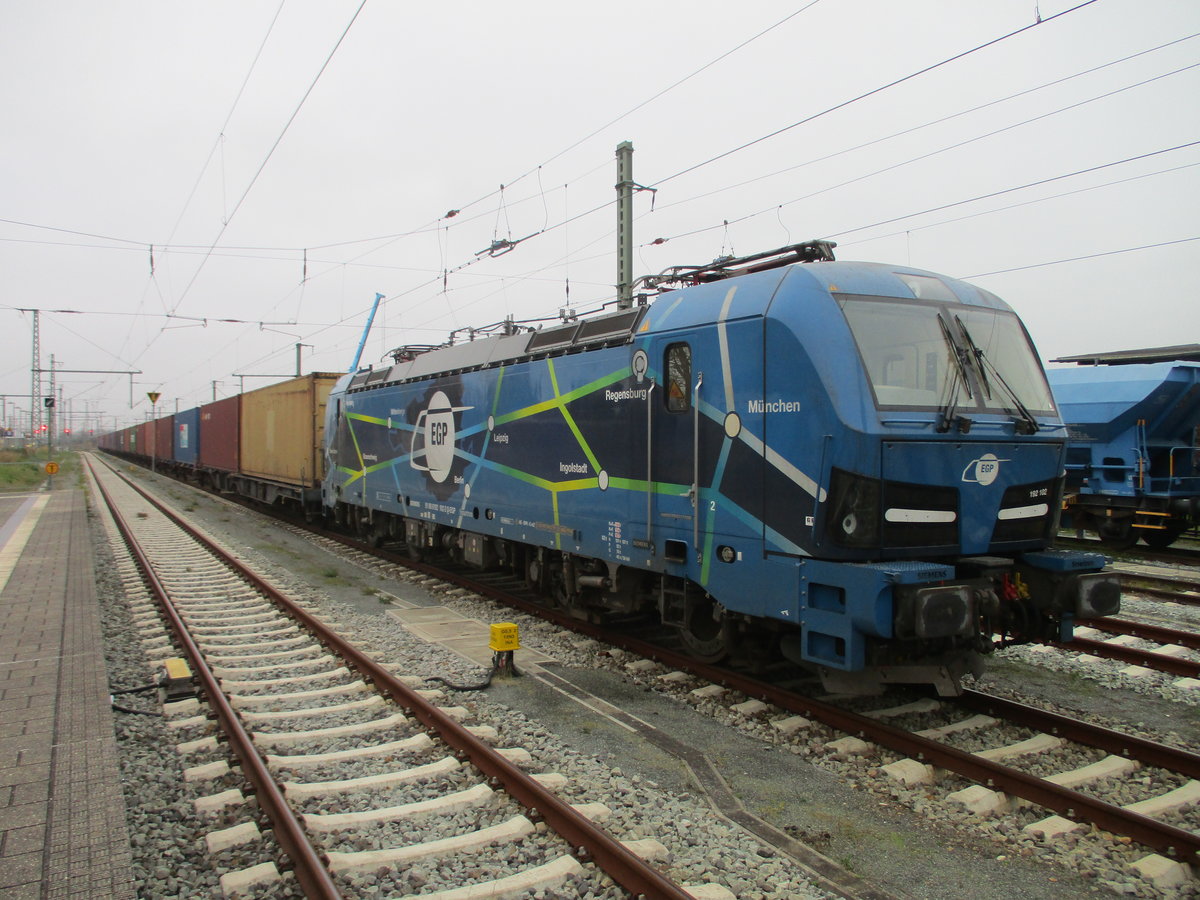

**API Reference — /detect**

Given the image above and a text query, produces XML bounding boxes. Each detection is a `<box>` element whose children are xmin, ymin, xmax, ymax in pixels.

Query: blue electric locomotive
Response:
<box><xmin>1048</xmin><ymin>347</ymin><xmax>1200</xmax><ymax>549</ymax></box>
<box><xmin>323</xmin><ymin>243</ymin><xmax>1119</xmax><ymax>694</ymax></box>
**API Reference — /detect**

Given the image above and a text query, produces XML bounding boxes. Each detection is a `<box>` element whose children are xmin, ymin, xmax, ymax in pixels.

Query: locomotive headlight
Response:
<box><xmin>826</xmin><ymin>468</ymin><xmax>881</xmax><ymax>547</ymax></box>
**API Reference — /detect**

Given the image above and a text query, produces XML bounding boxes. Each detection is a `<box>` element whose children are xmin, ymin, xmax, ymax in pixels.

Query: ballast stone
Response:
<box><xmin>623</xmin><ymin>838</ymin><xmax>670</xmax><ymax>861</ymax></box>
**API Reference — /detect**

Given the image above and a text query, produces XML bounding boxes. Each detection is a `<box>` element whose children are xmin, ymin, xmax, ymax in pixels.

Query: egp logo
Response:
<box><xmin>962</xmin><ymin>452</ymin><xmax>1006</xmax><ymax>486</ymax></box>
<box><xmin>411</xmin><ymin>390</ymin><xmax>472</xmax><ymax>483</ymax></box>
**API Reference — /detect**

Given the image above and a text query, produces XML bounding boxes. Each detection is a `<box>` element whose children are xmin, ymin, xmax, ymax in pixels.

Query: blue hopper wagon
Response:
<box><xmin>1047</xmin><ymin>346</ymin><xmax>1200</xmax><ymax>549</ymax></box>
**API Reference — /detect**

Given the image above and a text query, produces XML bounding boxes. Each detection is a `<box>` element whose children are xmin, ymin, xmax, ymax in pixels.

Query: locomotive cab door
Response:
<box><xmin>650</xmin><ymin>339</ymin><xmax>700</xmax><ymax>565</ymax></box>
<box><xmin>649</xmin><ymin>316</ymin><xmax>766</xmax><ymax>575</ymax></box>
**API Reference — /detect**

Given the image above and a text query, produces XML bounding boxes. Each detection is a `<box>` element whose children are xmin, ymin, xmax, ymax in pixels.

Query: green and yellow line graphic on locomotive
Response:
<box><xmin>326</xmin><ymin>343</ymin><xmax>816</xmax><ymax>591</ymax></box>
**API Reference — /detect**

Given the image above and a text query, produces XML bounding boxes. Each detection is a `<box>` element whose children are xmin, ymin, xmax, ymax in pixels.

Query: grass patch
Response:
<box><xmin>0</xmin><ymin>449</ymin><xmax>76</xmax><ymax>492</ymax></box>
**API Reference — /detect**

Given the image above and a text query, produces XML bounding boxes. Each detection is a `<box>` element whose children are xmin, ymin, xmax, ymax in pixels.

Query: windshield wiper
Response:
<box><xmin>936</xmin><ymin>316</ymin><xmax>973</xmax><ymax>434</ymax></box>
<box><xmin>953</xmin><ymin>315</ymin><xmax>992</xmax><ymax>400</ymax></box>
<box><xmin>954</xmin><ymin>316</ymin><xmax>1038</xmax><ymax>435</ymax></box>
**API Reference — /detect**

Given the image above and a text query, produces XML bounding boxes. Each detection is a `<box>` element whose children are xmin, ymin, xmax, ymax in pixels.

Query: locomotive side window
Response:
<box><xmin>665</xmin><ymin>343</ymin><xmax>691</xmax><ymax>412</ymax></box>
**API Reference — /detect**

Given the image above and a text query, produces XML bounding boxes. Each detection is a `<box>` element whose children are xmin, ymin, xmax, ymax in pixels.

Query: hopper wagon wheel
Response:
<box><xmin>1142</xmin><ymin>522</ymin><xmax>1186</xmax><ymax>549</ymax></box>
<box><xmin>677</xmin><ymin>595</ymin><xmax>734</xmax><ymax>663</ymax></box>
<box><xmin>1096</xmin><ymin>517</ymin><xmax>1137</xmax><ymax>550</ymax></box>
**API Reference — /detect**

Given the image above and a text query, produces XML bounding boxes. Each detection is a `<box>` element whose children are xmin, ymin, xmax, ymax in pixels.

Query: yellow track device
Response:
<box><xmin>158</xmin><ymin>657</ymin><xmax>196</xmax><ymax>702</ymax></box>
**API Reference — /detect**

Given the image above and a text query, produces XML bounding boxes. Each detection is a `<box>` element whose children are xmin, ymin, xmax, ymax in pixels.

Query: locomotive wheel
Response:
<box><xmin>1142</xmin><ymin>524</ymin><xmax>1185</xmax><ymax>549</ymax></box>
<box><xmin>1096</xmin><ymin>518</ymin><xmax>1137</xmax><ymax>550</ymax></box>
<box><xmin>676</xmin><ymin>596</ymin><xmax>733</xmax><ymax>663</ymax></box>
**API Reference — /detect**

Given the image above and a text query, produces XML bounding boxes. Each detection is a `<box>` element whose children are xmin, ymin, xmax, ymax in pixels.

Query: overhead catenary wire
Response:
<box><xmin>534</xmin><ymin>0</ymin><xmax>825</xmax><ymax>172</ymax></box>
<box><xmin>644</xmin><ymin>31</ymin><xmax>1200</xmax><ymax>216</ymax></box>
<box><xmin>100</xmin><ymin>0</ymin><xmax>373</xmax><ymax>389</ymax></box>
<box><xmin>168</xmin><ymin>0</ymin><xmax>370</xmax><ymax>319</ymax></box>
<box><xmin>643</xmin><ymin>64</ymin><xmax>1200</xmax><ymax>247</ymax></box>
<box><xmin>825</xmin><ymin>140</ymin><xmax>1200</xmax><ymax>242</ymax></box>
<box><xmin>838</xmin><ymin>160</ymin><xmax>1200</xmax><ymax>251</ymax></box>
<box><xmin>5</xmin><ymin>27</ymin><xmax>1193</xmax><ymax>269</ymax></box>
<box><xmin>282</xmin><ymin>2</ymin><xmax>822</xmax><ymax>257</ymax></box>
<box><xmin>163</xmin><ymin>0</ymin><xmax>289</xmax><ymax>249</ymax></box>
<box><xmin>15</xmin><ymin>2</ymin><xmax>1191</xmax><ymax>417</ymax></box>
<box><xmin>366</xmin><ymin>0</ymin><xmax>1113</xmax><ymax>321</ymax></box>
<box><xmin>647</xmin><ymin>0</ymin><xmax>1101</xmax><ymax>189</ymax></box>
<box><xmin>964</xmin><ymin>236</ymin><xmax>1200</xmax><ymax>278</ymax></box>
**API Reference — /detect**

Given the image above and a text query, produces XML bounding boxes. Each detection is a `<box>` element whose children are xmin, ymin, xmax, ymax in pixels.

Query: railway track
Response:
<box><xmin>1055</xmin><ymin>536</ymin><xmax>1200</xmax><ymax>605</ymax></box>
<box><xmin>85</xmin><ymin>454</ymin><xmax>721</xmax><ymax>900</ymax></box>
<box><xmin>95</xmin><ymin>453</ymin><xmax>1200</xmax><ymax>894</ymax></box>
<box><xmin>1056</xmin><ymin>534</ymin><xmax>1200</xmax><ymax>569</ymax></box>
<box><xmin>239</xmin><ymin>503</ymin><xmax>1200</xmax><ymax>887</ymax></box>
<box><xmin>338</xmin><ymin>532</ymin><xmax>1200</xmax><ymax>876</ymax></box>
<box><xmin>1045</xmin><ymin>618</ymin><xmax>1200</xmax><ymax>681</ymax></box>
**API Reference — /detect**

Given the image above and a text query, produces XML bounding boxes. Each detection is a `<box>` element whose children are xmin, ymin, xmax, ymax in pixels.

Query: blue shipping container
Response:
<box><xmin>174</xmin><ymin>407</ymin><xmax>201</xmax><ymax>466</ymax></box>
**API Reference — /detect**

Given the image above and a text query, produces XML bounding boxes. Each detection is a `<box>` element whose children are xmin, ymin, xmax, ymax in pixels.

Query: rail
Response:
<box><xmin>93</xmin><ymin>455</ymin><xmax>699</xmax><ymax>900</ymax></box>
<box><xmin>86</xmin><ymin>456</ymin><xmax>343</xmax><ymax>899</ymax></box>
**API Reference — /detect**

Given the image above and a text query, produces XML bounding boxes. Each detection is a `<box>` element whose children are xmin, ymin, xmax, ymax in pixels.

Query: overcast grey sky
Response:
<box><xmin>2</xmin><ymin>0</ymin><xmax>1197</xmax><ymax>434</ymax></box>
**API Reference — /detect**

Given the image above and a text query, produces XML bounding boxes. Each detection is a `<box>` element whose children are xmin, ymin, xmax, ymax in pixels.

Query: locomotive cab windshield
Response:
<box><xmin>839</xmin><ymin>293</ymin><xmax>1057</xmax><ymax>428</ymax></box>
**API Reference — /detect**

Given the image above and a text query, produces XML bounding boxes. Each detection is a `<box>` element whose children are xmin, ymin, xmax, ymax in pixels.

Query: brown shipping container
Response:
<box><xmin>199</xmin><ymin>395</ymin><xmax>241</xmax><ymax>473</ymax></box>
<box><xmin>135</xmin><ymin>421</ymin><xmax>151</xmax><ymax>457</ymax></box>
<box><xmin>153</xmin><ymin>415</ymin><xmax>174</xmax><ymax>462</ymax></box>
<box><xmin>239</xmin><ymin>373</ymin><xmax>340</xmax><ymax>487</ymax></box>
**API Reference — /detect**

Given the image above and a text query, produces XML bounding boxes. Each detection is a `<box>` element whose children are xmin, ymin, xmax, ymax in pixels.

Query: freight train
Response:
<box><xmin>1047</xmin><ymin>347</ymin><xmax>1200</xmax><ymax>549</ymax></box>
<box><xmin>102</xmin><ymin>242</ymin><xmax>1120</xmax><ymax>695</ymax></box>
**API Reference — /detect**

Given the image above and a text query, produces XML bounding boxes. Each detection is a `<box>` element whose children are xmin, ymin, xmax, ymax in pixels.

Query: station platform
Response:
<box><xmin>0</xmin><ymin>486</ymin><xmax>135</xmax><ymax>898</ymax></box>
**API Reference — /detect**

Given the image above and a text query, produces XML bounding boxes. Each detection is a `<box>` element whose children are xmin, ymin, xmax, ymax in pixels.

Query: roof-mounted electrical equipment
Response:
<box><xmin>634</xmin><ymin>240</ymin><xmax>837</xmax><ymax>292</ymax></box>
<box><xmin>388</xmin><ymin>345</ymin><xmax>441</xmax><ymax>363</ymax></box>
